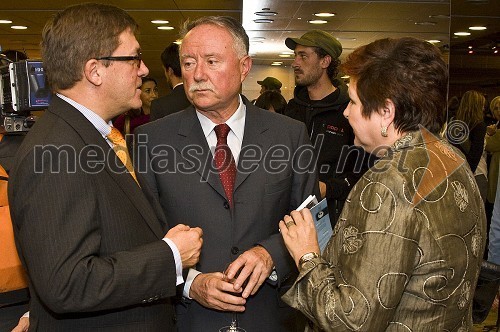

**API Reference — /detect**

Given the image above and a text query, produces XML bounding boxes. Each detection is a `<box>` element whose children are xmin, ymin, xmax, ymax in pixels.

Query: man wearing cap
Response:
<box><xmin>284</xmin><ymin>30</ymin><xmax>372</xmax><ymax>224</ymax></box>
<box><xmin>252</xmin><ymin>76</ymin><xmax>283</xmax><ymax>104</ymax></box>
<box><xmin>258</xmin><ymin>76</ymin><xmax>282</xmax><ymax>94</ymax></box>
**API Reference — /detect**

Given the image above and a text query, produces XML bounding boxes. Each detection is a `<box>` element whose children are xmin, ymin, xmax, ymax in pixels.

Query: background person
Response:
<box><xmin>113</xmin><ymin>76</ymin><xmax>158</xmax><ymax>135</ymax></box>
<box><xmin>150</xmin><ymin>42</ymin><xmax>191</xmax><ymax>120</ymax></box>
<box><xmin>0</xmin><ymin>49</ymin><xmax>30</xmax><ymax>332</ymax></box>
<box><xmin>257</xmin><ymin>76</ymin><xmax>282</xmax><ymax>94</ymax></box>
<box><xmin>486</xmin><ymin>96</ymin><xmax>500</xmax><ymax>205</ymax></box>
<box><xmin>8</xmin><ymin>4</ymin><xmax>202</xmax><ymax>330</ymax></box>
<box><xmin>448</xmin><ymin>90</ymin><xmax>487</xmax><ymax>173</ymax></box>
<box><xmin>0</xmin><ymin>133</ymin><xmax>29</xmax><ymax>332</ymax></box>
<box><xmin>284</xmin><ymin>30</ymin><xmax>372</xmax><ymax>224</ymax></box>
<box><xmin>254</xmin><ymin>90</ymin><xmax>287</xmax><ymax>114</ymax></box>
<box><xmin>279</xmin><ymin>37</ymin><xmax>485</xmax><ymax>331</ymax></box>
<box><xmin>136</xmin><ymin>16</ymin><xmax>318</xmax><ymax>331</ymax></box>
<box><xmin>447</xmin><ymin>90</ymin><xmax>488</xmax><ymax>203</ymax></box>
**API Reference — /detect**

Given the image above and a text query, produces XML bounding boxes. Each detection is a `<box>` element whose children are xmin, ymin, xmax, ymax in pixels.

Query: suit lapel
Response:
<box><xmin>171</xmin><ymin>100</ymin><xmax>271</xmax><ymax>200</ymax></box>
<box><xmin>50</xmin><ymin>97</ymin><xmax>165</xmax><ymax>238</ymax></box>
<box><xmin>173</xmin><ymin>107</ymin><xmax>226</xmax><ymax>200</ymax></box>
<box><xmin>235</xmin><ymin>100</ymin><xmax>271</xmax><ymax>190</ymax></box>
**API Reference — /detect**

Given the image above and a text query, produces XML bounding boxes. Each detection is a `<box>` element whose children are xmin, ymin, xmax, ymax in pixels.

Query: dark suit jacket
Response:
<box><xmin>8</xmin><ymin>96</ymin><xmax>177</xmax><ymax>331</ymax></box>
<box><xmin>135</xmin><ymin>96</ymin><xmax>319</xmax><ymax>331</ymax></box>
<box><xmin>150</xmin><ymin>84</ymin><xmax>191</xmax><ymax>121</ymax></box>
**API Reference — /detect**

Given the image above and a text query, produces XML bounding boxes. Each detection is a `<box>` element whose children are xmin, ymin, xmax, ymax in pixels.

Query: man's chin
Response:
<box><xmin>191</xmin><ymin>96</ymin><xmax>215</xmax><ymax>110</ymax></box>
<box><xmin>294</xmin><ymin>78</ymin><xmax>306</xmax><ymax>86</ymax></box>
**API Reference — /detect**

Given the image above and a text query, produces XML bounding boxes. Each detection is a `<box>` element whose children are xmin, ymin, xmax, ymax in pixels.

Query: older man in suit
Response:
<box><xmin>136</xmin><ymin>16</ymin><xmax>318</xmax><ymax>331</ymax></box>
<box><xmin>150</xmin><ymin>42</ymin><xmax>191</xmax><ymax>121</ymax></box>
<box><xmin>8</xmin><ymin>4</ymin><xmax>202</xmax><ymax>330</ymax></box>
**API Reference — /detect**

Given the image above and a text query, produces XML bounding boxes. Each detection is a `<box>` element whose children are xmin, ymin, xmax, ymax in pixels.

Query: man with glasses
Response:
<box><xmin>8</xmin><ymin>3</ymin><xmax>203</xmax><ymax>330</ymax></box>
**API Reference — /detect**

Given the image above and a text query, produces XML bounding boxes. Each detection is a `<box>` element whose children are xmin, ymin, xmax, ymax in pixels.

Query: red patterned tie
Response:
<box><xmin>214</xmin><ymin>124</ymin><xmax>237</xmax><ymax>207</ymax></box>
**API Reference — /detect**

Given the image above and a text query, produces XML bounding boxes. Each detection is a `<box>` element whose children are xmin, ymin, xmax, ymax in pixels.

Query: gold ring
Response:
<box><xmin>285</xmin><ymin>220</ymin><xmax>295</xmax><ymax>228</ymax></box>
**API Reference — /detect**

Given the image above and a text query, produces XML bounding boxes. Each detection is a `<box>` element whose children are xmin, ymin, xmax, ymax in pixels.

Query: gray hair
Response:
<box><xmin>179</xmin><ymin>16</ymin><xmax>249</xmax><ymax>59</ymax></box>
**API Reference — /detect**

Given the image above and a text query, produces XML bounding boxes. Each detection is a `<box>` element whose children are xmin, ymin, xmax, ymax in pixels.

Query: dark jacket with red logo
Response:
<box><xmin>285</xmin><ymin>83</ymin><xmax>373</xmax><ymax>223</ymax></box>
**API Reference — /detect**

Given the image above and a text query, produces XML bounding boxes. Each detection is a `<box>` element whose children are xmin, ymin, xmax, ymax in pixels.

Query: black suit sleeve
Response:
<box><xmin>9</xmin><ymin>145</ymin><xmax>177</xmax><ymax>314</ymax></box>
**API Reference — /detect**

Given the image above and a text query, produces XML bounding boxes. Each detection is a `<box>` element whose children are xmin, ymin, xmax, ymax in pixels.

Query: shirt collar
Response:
<box><xmin>56</xmin><ymin>93</ymin><xmax>113</xmax><ymax>138</ymax></box>
<box><xmin>196</xmin><ymin>95</ymin><xmax>246</xmax><ymax>142</ymax></box>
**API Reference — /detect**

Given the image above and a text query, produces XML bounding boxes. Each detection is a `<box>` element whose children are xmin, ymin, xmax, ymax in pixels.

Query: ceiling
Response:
<box><xmin>0</xmin><ymin>0</ymin><xmax>498</xmax><ymax>92</ymax></box>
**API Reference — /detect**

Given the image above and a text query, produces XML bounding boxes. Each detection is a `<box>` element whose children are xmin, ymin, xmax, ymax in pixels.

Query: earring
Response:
<box><xmin>381</xmin><ymin>126</ymin><xmax>388</xmax><ymax>137</ymax></box>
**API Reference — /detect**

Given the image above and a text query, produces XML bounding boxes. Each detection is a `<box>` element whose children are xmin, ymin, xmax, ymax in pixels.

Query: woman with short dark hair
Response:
<box><xmin>279</xmin><ymin>37</ymin><xmax>485</xmax><ymax>331</ymax></box>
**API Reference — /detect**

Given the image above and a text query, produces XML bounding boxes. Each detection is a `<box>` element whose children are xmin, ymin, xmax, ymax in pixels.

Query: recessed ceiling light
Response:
<box><xmin>427</xmin><ymin>40</ymin><xmax>441</xmax><ymax>44</ymax></box>
<box><xmin>0</xmin><ymin>20</ymin><xmax>12</xmax><ymax>24</ymax></box>
<box><xmin>254</xmin><ymin>19</ymin><xmax>274</xmax><ymax>23</ymax></box>
<box><xmin>280</xmin><ymin>51</ymin><xmax>294</xmax><ymax>55</ymax></box>
<box><xmin>428</xmin><ymin>14</ymin><xmax>449</xmax><ymax>19</ymax></box>
<box><xmin>151</xmin><ymin>20</ymin><xmax>169</xmax><ymax>24</ymax></box>
<box><xmin>414</xmin><ymin>21</ymin><xmax>437</xmax><ymax>26</ymax></box>
<box><xmin>454</xmin><ymin>32</ymin><xmax>471</xmax><ymax>36</ymax></box>
<box><xmin>314</xmin><ymin>13</ymin><xmax>335</xmax><ymax>17</ymax></box>
<box><xmin>11</xmin><ymin>26</ymin><xmax>27</xmax><ymax>30</ymax></box>
<box><xmin>271</xmin><ymin>63</ymin><xmax>282</xmax><ymax>66</ymax></box>
<box><xmin>469</xmin><ymin>26</ymin><xmax>487</xmax><ymax>30</ymax></box>
<box><xmin>279</xmin><ymin>54</ymin><xmax>291</xmax><ymax>57</ymax></box>
<box><xmin>336</xmin><ymin>37</ymin><xmax>357</xmax><ymax>41</ymax></box>
<box><xmin>255</xmin><ymin>11</ymin><xmax>277</xmax><ymax>16</ymax></box>
<box><xmin>308</xmin><ymin>20</ymin><xmax>328</xmax><ymax>24</ymax></box>
<box><xmin>468</xmin><ymin>45</ymin><xmax>473</xmax><ymax>49</ymax></box>
<box><xmin>157</xmin><ymin>26</ymin><xmax>174</xmax><ymax>30</ymax></box>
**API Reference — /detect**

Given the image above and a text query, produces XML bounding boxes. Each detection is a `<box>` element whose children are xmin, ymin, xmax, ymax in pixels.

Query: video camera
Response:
<box><xmin>0</xmin><ymin>56</ymin><xmax>51</xmax><ymax>133</ymax></box>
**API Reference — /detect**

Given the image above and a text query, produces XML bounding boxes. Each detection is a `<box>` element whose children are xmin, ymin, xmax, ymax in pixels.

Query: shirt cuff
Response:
<box><xmin>162</xmin><ymin>238</ymin><xmax>184</xmax><ymax>285</ymax></box>
<box><xmin>183</xmin><ymin>268</ymin><xmax>202</xmax><ymax>298</ymax></box>
<box><xmin>22</xmin><ymin>311</ymin><xmax>29</xmax><ymax>318</ymax></box>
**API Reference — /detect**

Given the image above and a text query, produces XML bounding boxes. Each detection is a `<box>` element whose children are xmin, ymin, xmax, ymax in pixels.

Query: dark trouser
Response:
<box><xmin>0</xmin><ymin>301</ymin><xmax>29</xmax><ymax>332</ymax></box>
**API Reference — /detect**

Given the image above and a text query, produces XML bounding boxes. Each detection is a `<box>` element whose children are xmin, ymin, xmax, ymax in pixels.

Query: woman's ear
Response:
<box><xmin>84</xmin><ymin>59</ymin><xmax>102</xmax><ymax>86</ymax></box>
<box><xmin>381</xmin><ymin>98</ymin><xmax>396</xmax><ymax>127</ymax></box>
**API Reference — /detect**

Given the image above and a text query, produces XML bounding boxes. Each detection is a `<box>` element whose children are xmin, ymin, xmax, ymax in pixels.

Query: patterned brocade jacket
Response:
<box><xmin>283</xmin><ymin>128</ymin><xmax>486</xmax><ymax>331</ymax></box>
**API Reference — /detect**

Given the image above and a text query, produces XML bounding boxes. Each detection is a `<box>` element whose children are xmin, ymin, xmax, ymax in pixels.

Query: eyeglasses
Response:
<box><xmin>96</xmin><ymin>53</ymin><xmax>142</xmax><ymax>68</ymax></box>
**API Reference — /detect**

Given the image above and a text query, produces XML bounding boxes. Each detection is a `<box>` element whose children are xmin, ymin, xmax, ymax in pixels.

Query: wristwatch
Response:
<box><xmin>298</xmin><ymin>252</ymin><xmax>319</xmax><ymax>271</ymax></box>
